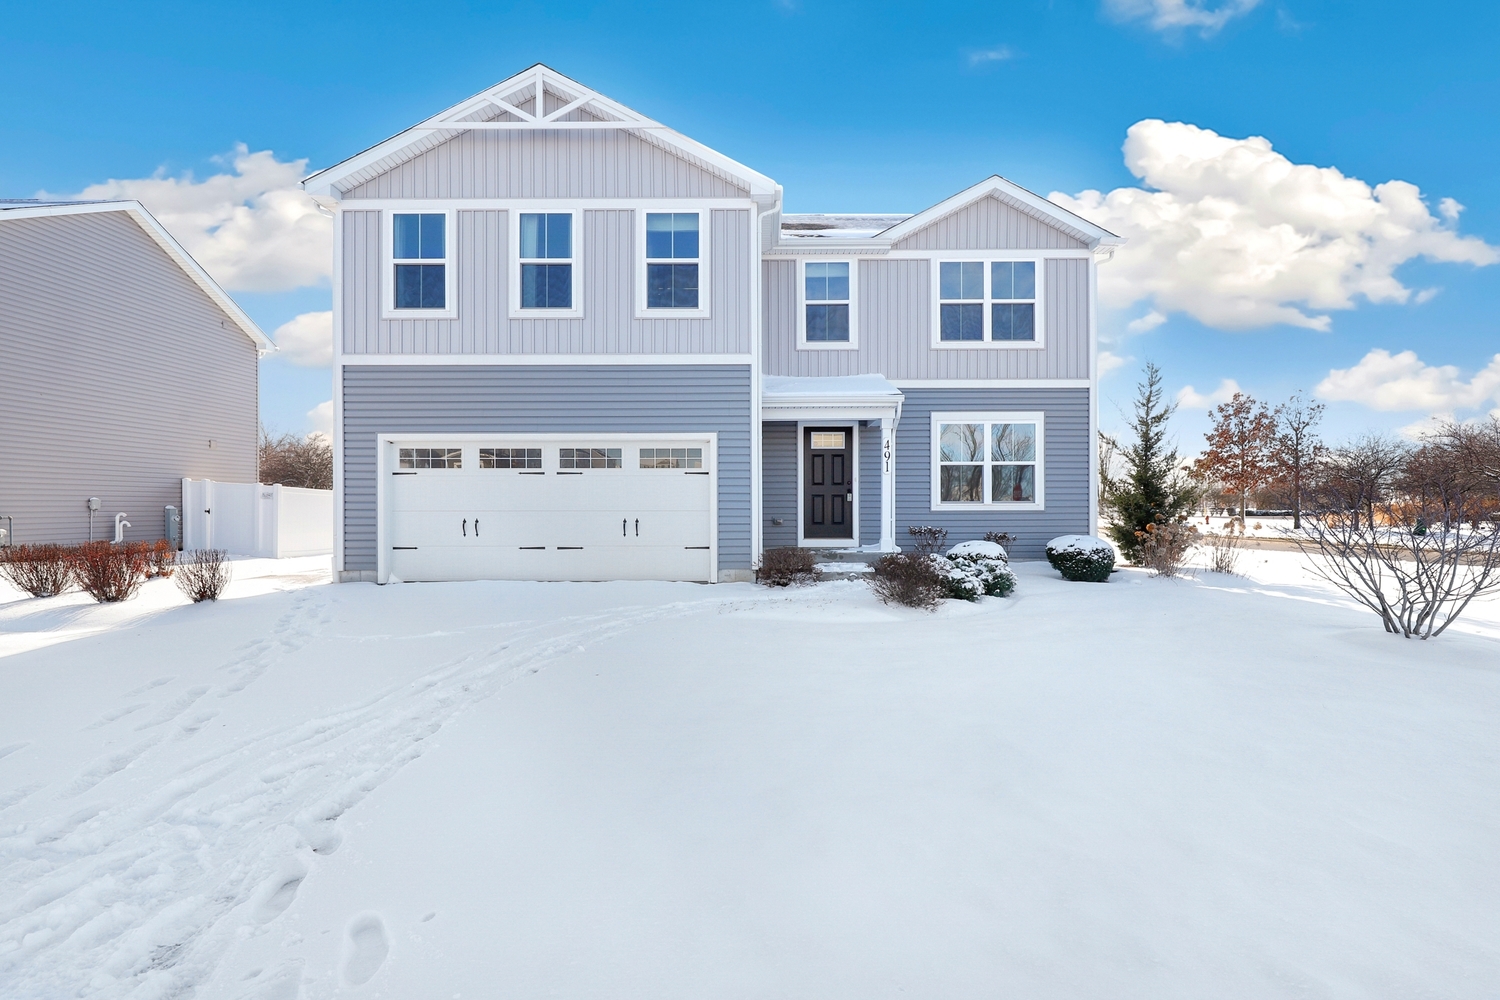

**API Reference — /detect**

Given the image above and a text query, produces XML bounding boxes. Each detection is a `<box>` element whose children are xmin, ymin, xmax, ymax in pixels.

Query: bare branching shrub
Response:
<box><xmin>259</xmin><ymin>427</ymin><xmax>333</xmax><ymax>490</ymax></box>
<box><xmin>0</xmin><ymin>544</ymin><xmax>74</xmax><ymax>598</ymax></box>
<box><xmin>907</xmin><ymin>525</ymin><xmax>948</xmax><ymax>555</ymax></box>
<box><xmin>1205</xmin><ymin>521</ymin><xmax>1244</xmax><ymax>575</ymax></box>
<box><xmin>145</xmin><ymin>539</ymin><xmax>176</xmax><ymax>578</ymax></box>
<box><xmin>870</xmin><ymin>552</ymin><xmax>946</xmax><ymax>609</ymax></box>
<box><xmin>982</xmin><ymin>531</ymin><xmax>1016</xmax><ymax>556</ymax></box>
<box><xmin>1297</xmin><ymin>497</ymin><xmax>1500</xmax><ymax>640</ymax></box>
<box><xmin>177</xmin><ymin>549</ymin><xmax>232</xmax><ymax>603</ymax></box>
<box><xmin>1135</xmin><ymin>521</ymin><xmax>1198</xmax><ymax>577</ymax></box>
<box><xmin>756</xmin><ymin>546</ymin><xmax>822</xmax><ymax>587</ymax></box>
<box><xmin>68</xmin><ymin>542</ymin><xmax>149</xmax><ymax>603</ymax></box>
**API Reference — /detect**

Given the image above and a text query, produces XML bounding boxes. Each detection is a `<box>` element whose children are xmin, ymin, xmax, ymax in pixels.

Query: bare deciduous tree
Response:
<box><xmin>1271</xmin><ymin>393</ymin><xmax>1325</xmax><ymax>529</ymax></box>
<box><xmin>1314</xmin><ymin>435</ymin><xmax>1408</xmax><ymax>531</ymax></box>
<box><xmin>258</xmin><ymin>427</ymin><xmax>333</xmax><ymax>490</ymax></box>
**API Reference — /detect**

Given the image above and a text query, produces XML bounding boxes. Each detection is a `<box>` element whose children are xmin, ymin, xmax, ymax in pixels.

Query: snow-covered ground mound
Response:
<box><xmin>1</xmin><ymin>552</ymin><xmax>1497</xmax><ymax>998</ymax></box>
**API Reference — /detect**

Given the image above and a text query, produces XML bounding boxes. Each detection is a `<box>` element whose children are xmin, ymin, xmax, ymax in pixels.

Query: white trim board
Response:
<box><xmin>337</xmin><ymin>198</ymin><xmax>757</xmax><ymax>211</ymax></box>
<box><xmin>891</xmin><ymin>379</ymin><xmax>1090</xmax><ymax>389</ymax></box>
<box><xmin>339</xmin><ymin>354</ymin><xmax>755</xmax><ymax>366</ymax></box>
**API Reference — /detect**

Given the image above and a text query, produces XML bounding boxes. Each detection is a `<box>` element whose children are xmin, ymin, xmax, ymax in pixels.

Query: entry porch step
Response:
<box><xmin>808</xmin><ymin>547</ymin><xmax>889</xmax><ymax>566</ymax></box>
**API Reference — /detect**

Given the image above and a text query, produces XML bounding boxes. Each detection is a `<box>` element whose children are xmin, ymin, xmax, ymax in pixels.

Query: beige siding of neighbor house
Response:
<box><xmin>0</xmin><ymin>211</ymin><xmax>258</xmax><ymax>545</ymax></box>
<box><xmin>342</xmin><ymin>128</ymin><xmax>750</xmax><ymax>200</ymax></box>
<box><xmin>762</xmin><ymin>256</ymin><xmax>1092</xmax><ymax>380</ymax></box>
<box><xmin>342</xmin><ymin>207</ymin><xmax>753</xmax><ymax>356</ymax></box>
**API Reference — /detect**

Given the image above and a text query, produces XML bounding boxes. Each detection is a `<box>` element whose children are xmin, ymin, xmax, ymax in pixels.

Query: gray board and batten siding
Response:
<box><xmin>895</xmin><ymin>387</ymin><xmax>1091</xmax><ymax>560</ymax></box>
<box><xmin>341</xmin><ymin>208</ymin><xmax>753</xmax><ymax>356</ymax></box>
<box><xmin>341</xmin><ymin>365</ymin><xmax>753</xmax><ymax>573</ymax></box>
<box><xmin>341</xmin><ymin>129</ymin><xmax>750</xmax><ymax>200</ymax></box>
<box><xmin>762</xmin><ymin>257</ymin><xmax>1091</xmax><ymax>380</ymax></box>
<box><xmin>891</xmin><ymin>194</ymin><xmax>1089</xmax><ymax>251</ymax></box>
<box><xmin>760</xmin><ymin>420</ymin><xmax>884</xmax><ymax>549</ymax></box>
<box><xmin>0</xmin><ymin>211</ymin><xmax>257</xmax><ymax>545</ymax></box>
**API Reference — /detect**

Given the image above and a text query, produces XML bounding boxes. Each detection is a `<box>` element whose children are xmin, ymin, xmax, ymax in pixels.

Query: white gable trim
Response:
<box><xmin>0</xmin><ymin>201</ymin><xmax>274</xmax><ymax>354</ymax></box>
<box><xmin>877</xmin><ymin>176</ymin><xmax>1124</xmax><ymax>251</ymax></box>
<box><xmin>304</xmin><ymin>64</ymin><xmax>779</xmax><ymax>202</ymax></box>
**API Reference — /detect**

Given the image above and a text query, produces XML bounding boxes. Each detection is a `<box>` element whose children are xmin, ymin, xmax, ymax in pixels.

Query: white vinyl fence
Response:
<box><xmin>181</xmin><ymin>479</ymin><xmax>332</xmax><ymax>558</ymax></box>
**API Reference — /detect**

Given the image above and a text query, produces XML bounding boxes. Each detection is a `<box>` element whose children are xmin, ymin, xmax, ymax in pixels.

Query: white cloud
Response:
<box><xmin>42</xmin><ymin>144</ymin><xmax>331</xmax><ymax>293</ymax></box>
<box><xmin>307</xmin><ymin>399</ymin><xmax>334</xmax><ymax>439</ymax></box>
<box><xmin>1051</xmin><ymin>120</ymin><xmax>1499</xmax><ymax>331</ymax></box>
<box><xmin>968</xmin><ymin>46</ymin><xmax>1014</xmax><ymax>66</ymax></box>
<box><xmin>1104</xmin><ymin>0</ymin><xmax>1261</xmax><ymax>34</ymax></box>
<box><xmin>1126</xmin><ymin>309</ymin><xmax>1167</xmax><ymax>332</ymax></box>
<box><xmin>1098</xmin><ymin>350</ymin><xmax>1130</xmax><ymax>377</ymax></box>
<box><xmin>1395</xmin><ymin>412</ymin><xmax>1455</xmax><ymax>441</ymax></box>
<box><xmin>1176</xmin><ymin>378</ymin><xmax>1241</xmax><ymax>409</ymax></box>
<box><xmin>272</xmin><ymin>310</ymin><xmax>334</xmax><ymax>367</ymax></box>
<box><xmin>1414</xmin><ymin>287</ymin><xmax>1441</xmax><ymax>304</ymax></box>
<box><xmin>1315</xmin><ymin>349</ymin><xmax>1500</xmax><ymax>412</ymax></box>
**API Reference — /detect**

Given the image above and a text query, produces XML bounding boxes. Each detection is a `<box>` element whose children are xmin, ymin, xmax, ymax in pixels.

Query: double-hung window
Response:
<box><xmin>931</xmin><ymin>413</ymin><xmax>1044</xmax><ymax>509</ymax></box>
<box><xmin>519</xmin><ymin>212</ymin><xmax>575</xmax><ymax>311</ymax></box>
<box><xmin>388</xmin><ymin>212</ymin><xmax>452</xmax><ymax>316</ymax></box>
<box><xmin>644</xmin><ymin>212</ymin><xmax>700</xmax><ymax>310</ymax></box>
<box><xmin>801</xmin><ymin>260</ymin><xmax>853</xmax><ymax>346</ymax></box>
<box><xmin>936</xmin><ymin>259</ymin><xmax>1040</xmax><ymax>345</ymax></box>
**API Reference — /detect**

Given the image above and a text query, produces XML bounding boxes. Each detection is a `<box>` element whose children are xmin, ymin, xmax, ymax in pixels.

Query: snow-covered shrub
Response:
<box><xmin>68</xmin><ymin>541</ymin><xmax>149</xmax><ymax>603</ymax></box>
<box><xmin>756</xmin><ymin>546</ymin><xmax>822</xmax><ymax>587</ymax></box>
<box><xmin>870</xmin><ymin>552</ymin><xmax>946</xmax><ymax>609</ymax></box>
<box><xmin>1045</xmin><ymin>535</ymin><xmax>1116</xmax><ymax>582</ymax></box>
<box><xmin>177</xmin><ymin>549</ymin><xmax>231</xmax><ymax>603</ymax></box>
<box><xmin>938</xmin><ymin>552</ymin><xmax>1017</xmax><ymax>600</ymax></box>
<box><xmin>0</xmin><ymin>544</ymin><xmax>73</xmax><ymax>598</ymax></box>
<box><xmin>947</xmin><ymin>539</ymin><xmax>1008</xmax><ymax>562</ymax></box>
<box><xmin>1136</xmin><ymin>521</ymin><xmax>1198</xmax><ymax>577</ymax></box>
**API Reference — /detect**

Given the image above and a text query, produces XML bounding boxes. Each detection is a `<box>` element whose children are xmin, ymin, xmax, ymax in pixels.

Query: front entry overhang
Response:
<box><xmin>760</xmin><ymin>375</ymin><xmax>904</xmax><ymax>552</ymax></box>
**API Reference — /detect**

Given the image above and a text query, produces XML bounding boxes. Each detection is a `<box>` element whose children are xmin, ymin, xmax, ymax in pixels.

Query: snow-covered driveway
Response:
<box><xmin>2</xmin><ymin>554</ymin><xmax>1497</xmax><ymax>999</ymax></box>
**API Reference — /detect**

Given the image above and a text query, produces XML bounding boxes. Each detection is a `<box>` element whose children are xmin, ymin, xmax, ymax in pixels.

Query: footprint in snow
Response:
<box><xmin>252</xmin><ymin>862</ymin><xmax>308</xmax><ymax>924</ymax></box>
<box><xmin>0</xmin><ymin>741</ymin><xmax>28</xmax><ymax>762</ymax></box>
<box><xmin>342</xmin><ymin>913</ymin><xmax>390</xmax><ymax>986</ymax></box>
<box><xmin>124</xmin><ymin>676</ymin><xmax>174</xmax><ymax>697</ymax></box>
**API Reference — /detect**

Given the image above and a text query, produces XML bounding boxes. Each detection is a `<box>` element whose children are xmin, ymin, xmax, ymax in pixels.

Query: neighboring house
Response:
<box><xmin>305</xmin><ymin>64</ymin><xmax>1121</xmax><ymax>585</ymax></box>
<box><xmin>0</xmin><ymin>200</ymin><xmax>271</xmax><ymax>546</ymax></box>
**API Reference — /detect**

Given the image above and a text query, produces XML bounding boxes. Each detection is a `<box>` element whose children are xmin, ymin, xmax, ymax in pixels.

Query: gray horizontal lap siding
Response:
<box><xmin>761</xmin><ymin>422</ymin><xmax>797</xmax><ymax>550</ymax></box>
<box><xmin>896</xmin><ymin>388</ymin><xmax>1091</xmax><ymax>559</ymax></box>
<box><xmin>763</xmin><ymin>257</ymin><xmax>1090</xmax><ymax>380</ymax></box>
<box><xmin>0</xmin><ymin>212</ymin><xmax>257</xmax><ymax>545</ymax></box>
<box><xmin>343</xmin><ymin>208</ymin><xmax>751</xmax><ymax>356</ymax></box>
<box><xmin>892</xmin><ymin>195</ymin><xmax>1088</xmax><ymax>250</ymax></box>
<box><xmin>343</xmin><ymin>129</ymin><xmax>749</xmax><ymax>200</ymax></box>
<box><xmin>341</xmin><ymin>365</ymin><xmax>752</xmax><ymax>572</ymax></box>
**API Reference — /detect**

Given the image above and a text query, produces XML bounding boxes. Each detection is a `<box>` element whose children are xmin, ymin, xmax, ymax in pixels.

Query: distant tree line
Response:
<box><xmin>258</xmin><ymin>427</ymin><xmax>333</xmax><ymax>490</ymax></box>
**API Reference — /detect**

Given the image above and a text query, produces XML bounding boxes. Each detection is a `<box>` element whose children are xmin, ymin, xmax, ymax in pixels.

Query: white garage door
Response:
<box><xmin>381</xmin><ymin>437</ymin><xmax>714</xmax><ymax>583</ymax></box>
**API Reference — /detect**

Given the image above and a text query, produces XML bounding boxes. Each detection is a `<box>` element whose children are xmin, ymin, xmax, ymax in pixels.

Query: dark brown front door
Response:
<box><xmin>805</xmin><ymin>426</ymin><xmax>853</xmax><ymax>540</ymax></box>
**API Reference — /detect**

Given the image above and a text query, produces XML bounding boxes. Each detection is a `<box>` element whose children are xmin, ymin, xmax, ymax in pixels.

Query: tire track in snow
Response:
<box><xmin>0</xmin><ymin>591</ymin><xmax>725</xmax><ymax>999</ymax></box>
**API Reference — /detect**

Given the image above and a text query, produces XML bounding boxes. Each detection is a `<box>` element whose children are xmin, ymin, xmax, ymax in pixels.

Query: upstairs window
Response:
<box><xmin>392</xmin><ymin>213</ymin><xmax>448</xmax><ymax>311</ymax></box>
<box><xmin>939</xmin><ymin>261</ymin><xmax>985</xmax><ymax>341</ymax></box>
<box><xmin>805</xmin><ymin>261</ymin><xmax>851</xmax><ymax>343</ymax></box>
<box><xmin>645</xmin><ymin>213</ymin><xmax>700</xmax><ymax>309</ymax></box>
<box><xmin>936</xmin><ymin>259</ymin><xmax>1041</xmax><ymax>345</ymax></box>
<box><xmin>990</xmin><ymin>261</ymin><xmax>1036</xmax><ymax>341</ymax></box>
<box><xmin>520</xmin><ymin>213</ymin><xmax>573</xmax><ymax>309</ymax></box>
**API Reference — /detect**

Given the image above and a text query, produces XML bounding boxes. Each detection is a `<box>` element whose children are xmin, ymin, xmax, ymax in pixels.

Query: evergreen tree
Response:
<box><xmin>1103</xmin><ymin>363</ymin><xmax>1200</xmax><ymax>562</ymax></box>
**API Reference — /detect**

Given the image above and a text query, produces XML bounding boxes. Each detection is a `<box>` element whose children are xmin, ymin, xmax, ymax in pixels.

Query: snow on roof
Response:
<box><xmin>779</xmin><ymin>214</ymin><xmax>911</xmax><ymax>240</ymax></box>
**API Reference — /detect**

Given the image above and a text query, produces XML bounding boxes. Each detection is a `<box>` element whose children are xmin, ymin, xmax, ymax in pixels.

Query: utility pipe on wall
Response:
<box><xmin>112</xmin><ymin>513</ymin><xmax>130</xmax><ymax>544</ymax></box>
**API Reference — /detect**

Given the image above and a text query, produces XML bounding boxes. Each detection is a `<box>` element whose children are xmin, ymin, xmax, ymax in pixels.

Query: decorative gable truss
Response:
<box><xmin>304</xmin><ymin>64</ymin><xmax>780</xmax><ymax>203</ymax></box>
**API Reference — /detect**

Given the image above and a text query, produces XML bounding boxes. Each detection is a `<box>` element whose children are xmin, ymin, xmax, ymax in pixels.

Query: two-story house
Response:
<box><xmin>304</xmin><ymin>65</ymin><xmax>1121</xmax><ymax>584</ymax></box>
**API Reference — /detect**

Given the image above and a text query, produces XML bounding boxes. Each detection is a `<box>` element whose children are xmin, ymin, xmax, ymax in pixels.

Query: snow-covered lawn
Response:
<box><xmin>2</xmin><ymin>552</ymin><xmax>1498</xmax><ymax>999</ymax></box>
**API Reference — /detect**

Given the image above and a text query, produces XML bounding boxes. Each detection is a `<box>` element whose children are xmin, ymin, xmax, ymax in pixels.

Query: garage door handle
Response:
<box><xmin>635</xmin><ymin>518</ymin><xmax>639</xmax><ymax>536</ymax></box>
<box><xmin>474</xmin><ymin>519</ymin><xmax>480</xmax><ymax>537</ymax></box>
<box><xmin>622</xmin><ymin>518</ymin><xmax>627</xmax><ymax>537</ymax></box>
<box><xmin>462</xmin><ymin>518</ymin><xmax>467</xmax><ymax>537</ymax></box>
<box><xmin>685</xmin><ymin>546</ymin><xmax>710</xmax><ymax>550</ymax></box>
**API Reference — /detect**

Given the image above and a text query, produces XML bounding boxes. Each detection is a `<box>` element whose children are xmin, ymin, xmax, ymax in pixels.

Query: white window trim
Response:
<box><xmin>382</xmin><ymin>209</ymin><xmax>457</xmax><ymax>320</ymax></box>
<box><xmin>508</xmin><ymin>208</ymin><xmax>584</xmax><ymax>319</ymax></box>
<box><xmin>634</xmin><ymin>207</ymin><xmax>711</xmax><ymax>319</ymax></box>
<box><xmin>929</xmin><ymin>256</ymin><xmax>1046</xmax><ymax>350</ymax></box>
<box><xmin>796</xmin><ymin>258</ymin><xmax>859</xmax><ymax>351</ymax></box>
<box><xmin>929</xmin><ymin>411</ymin><xmax>1045</xmax><ymax>511</ymax></box>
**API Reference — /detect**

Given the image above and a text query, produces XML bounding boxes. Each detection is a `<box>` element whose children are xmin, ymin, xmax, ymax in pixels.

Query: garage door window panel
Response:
<box><xmin>399</xmin><ymin>447</ymin><xmax>462</xmax><ymax>470</ymax></box>
<box><xmin>559</xmin><ymin>447</ymin><xmax>623</xmax><ymax>470</ymax></box>
<box><xmin>480</xmin><ymin>448</ymin><xmax>542</xmax><ymax>470</ymax></box>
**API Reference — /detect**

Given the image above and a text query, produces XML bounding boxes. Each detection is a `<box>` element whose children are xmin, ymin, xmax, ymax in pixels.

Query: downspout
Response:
<box><xmin>750</xmin><ymin>187</ymin><xmax>783</xmax><ymax>573</ymax></box>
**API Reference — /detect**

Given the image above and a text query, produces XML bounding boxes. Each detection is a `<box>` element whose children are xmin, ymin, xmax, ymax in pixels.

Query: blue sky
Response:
<box><xmin>3</xmin><ymin>0</ymin><xmax>1497</xmax><ymax>449</ymax></box>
